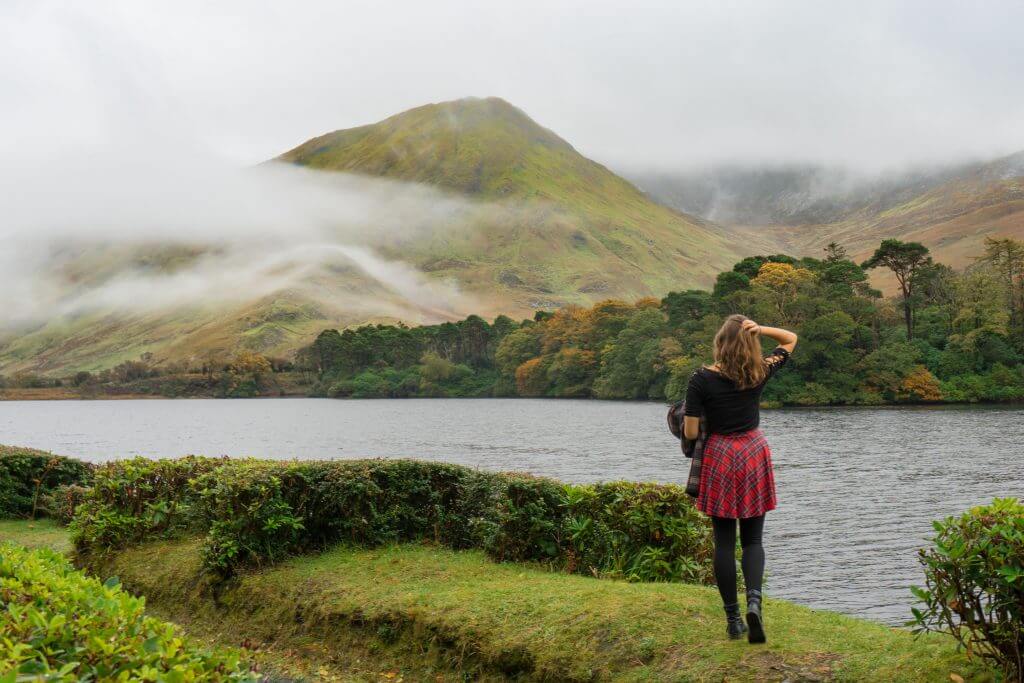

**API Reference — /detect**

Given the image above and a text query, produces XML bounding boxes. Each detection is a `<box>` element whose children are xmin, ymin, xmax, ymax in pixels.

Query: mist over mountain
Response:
<box><xmin>627</xmin><ymin>158</ymin><xmax>1014</xmax><ymax>226</ymax></box>
<box><xmin>275</xmin><ymin>96</ymin><xmax>749</xmax><ymax>303</ymax></box>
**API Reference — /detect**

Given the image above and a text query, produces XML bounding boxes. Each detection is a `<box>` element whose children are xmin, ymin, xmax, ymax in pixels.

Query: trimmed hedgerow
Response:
<box><xmin>912</xmin><ymin>498</ymin><xmax>1024</xmax><ymax>681</ymax></box>
<box><xmin>69</xmin><ymin>456</ymin><xmax>224</xmax><ymax>551</ymax></box>
<box><xmin>0</xmin><ymin>446</ymin><xmax>93</xmax><ymax>519</ymax></box>
<box><xmin>0</xmin><ymin>543</ymin><xmax>259</xmax><ymax>681</ymax></box>
<box><xmin>566</xmin><ymin>481</ymin><xmax>713</xmax><ymax>583</ymax></box>
<box><xmin>72</xmin><ymin>457</ymin><xmax>714</xmax><ymax>585</ymax></box>
<box><xmin>192</xmin><ymin>460</ymin><xmax>509</xmax><ymax>573</ymax></box>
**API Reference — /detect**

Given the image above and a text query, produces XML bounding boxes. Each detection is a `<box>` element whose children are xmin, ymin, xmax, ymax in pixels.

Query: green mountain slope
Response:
<box><xmin>278</xmin><ymin>97</ymin><xmax>750</xmax><ymax>302</ymax></box>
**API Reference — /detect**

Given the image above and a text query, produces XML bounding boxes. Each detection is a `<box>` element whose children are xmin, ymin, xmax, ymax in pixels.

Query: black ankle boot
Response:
<box><xmin>746</xmin><ymin>590</ymin><xmax>766</xmax><ymax>643</ymax></box>
<box><xmin>724</xmin><ymin>602</ymin><xmax>748</xmax><ymax>640</ymax></box>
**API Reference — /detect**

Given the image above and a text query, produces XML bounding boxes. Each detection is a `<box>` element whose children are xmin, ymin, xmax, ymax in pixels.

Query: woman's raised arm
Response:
<box><xmin>742</xmin><ymin>320</ymin><xmax>798</xmax><ymax>353</ymax></box>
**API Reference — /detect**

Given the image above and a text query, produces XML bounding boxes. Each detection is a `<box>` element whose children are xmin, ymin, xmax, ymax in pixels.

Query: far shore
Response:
<box><xmin>2</xmin><ymin>385</ymin><xmax>1023</xmax><ymax>410</ymax></box>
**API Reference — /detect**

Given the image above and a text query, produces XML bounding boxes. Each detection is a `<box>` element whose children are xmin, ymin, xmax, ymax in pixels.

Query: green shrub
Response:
<box><xmin>71</xmin><ymin>456</ymin><xmax>225</xmax><ymax>552</ymax></box>
<box><xmin>484</xmin><ymin>475</ymin><xmax>566</xmax><ymax>562</ymax></box>
<box><xmin>566</xmin><ymin>482</ymin><xmax>714</xmax><ymax>584</ymax></box>
<box><xmin>912</xmin><ymin>498</ymin><xmax>1024</xmax><ymax>681</ymax></box>
<box><xmin>0</xmin><ymin>543</ymin><xmax>258</xmax><ymax>681</ymax></box>
<box><xmin>192</xmin><ymin>460</ymin><xmax>503</xmax><ymax>573</ymax></box>
<box><xmin>0</xmin><ymin>446</ymin><xmax>93</xmax><ymax>519</ymax></box>
<box><xmin>74</xmin><ymin>457</ymin><xmax>714</xmax><ymax>587</ymax></box>
<box><xmin>40</xmin><ymin>483</ymin><xmax>92</xmax><ymax>525</ymax></box>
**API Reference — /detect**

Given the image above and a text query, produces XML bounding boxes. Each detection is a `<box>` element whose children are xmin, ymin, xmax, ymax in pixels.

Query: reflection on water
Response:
<box><xmin>1</xmin><ymin>398</ymin><xmax>1020</xmax><ymax>625</ymax></box>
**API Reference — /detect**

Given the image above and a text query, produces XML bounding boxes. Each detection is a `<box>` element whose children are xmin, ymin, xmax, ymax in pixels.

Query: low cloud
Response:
<box><xmin>0</xmin><ymin>147</ymin><xmax>481</xmax><ymax>330</ymax></box>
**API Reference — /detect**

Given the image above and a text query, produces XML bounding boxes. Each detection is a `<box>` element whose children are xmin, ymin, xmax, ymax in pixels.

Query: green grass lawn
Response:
<box><xmin>0</xmin><ymin>520</ymin><xmax>990</xmax><ymax>682</ymax></box>
<box><xmin>0</xmin><ymin>518</ymin><xmax>71</xmax><ymax>553</ymax></box>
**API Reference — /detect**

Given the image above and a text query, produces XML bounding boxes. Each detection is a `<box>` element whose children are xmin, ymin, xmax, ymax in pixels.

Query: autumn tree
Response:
<box><xmin>750</xmin><ymin>262</ymin><xmax>817</xmax><ymax>325</ymax></box>
<box><xmin>230</xmin><ymin>351</ymin><xmax>272</xmax><ymax>384</ymax></box>
<box><xmin>899</xmin><ymin>366</ymin><xmax>943</xmax><ymax>402</ymax></box>
<box><xmin>515</xmin><ymin>357</ymin><xmax>551</xmax><ymax>397</ymax></box>
<box><xmin>585</xmin><ymin>300</ymin><xmax>634</xmax><ymax>347</ymax></box>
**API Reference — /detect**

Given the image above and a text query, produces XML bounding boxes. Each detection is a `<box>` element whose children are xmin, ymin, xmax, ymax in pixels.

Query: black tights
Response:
<box><xmin>711</xmin><ymin>515</ymin><xmax>765</xmax><ymax>606</ymax></box>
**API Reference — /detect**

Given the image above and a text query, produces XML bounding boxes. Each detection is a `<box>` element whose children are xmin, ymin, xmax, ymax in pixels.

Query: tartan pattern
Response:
<box><xmin>685</xmin><ymin>438</ymin><xmax>704</xmax><ymax>498</ymax></box>
<box><xmin>696</xmin><ymin>428</ymin><xmax>776</xmax><ymax>519</ymax></box>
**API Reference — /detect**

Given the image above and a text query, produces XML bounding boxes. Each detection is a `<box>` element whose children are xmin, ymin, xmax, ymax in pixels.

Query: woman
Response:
<box><xmin>683</xmin><ymin>314</ymin><xmax>797</xmax><ymax>644</ymax></box>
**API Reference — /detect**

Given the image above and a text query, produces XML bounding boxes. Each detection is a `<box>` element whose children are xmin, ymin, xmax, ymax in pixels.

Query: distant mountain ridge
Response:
<box><xmin>630</xmin><ymin>151</ymin><xmax>1024</xmax><ymax>267</ymax></box>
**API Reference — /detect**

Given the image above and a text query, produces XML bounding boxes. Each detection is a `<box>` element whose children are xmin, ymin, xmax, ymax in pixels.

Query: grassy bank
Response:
<box><xmin>0</xmin><ymin>521</ymin><xmax>988</xmax><ymax>682</ymax></box>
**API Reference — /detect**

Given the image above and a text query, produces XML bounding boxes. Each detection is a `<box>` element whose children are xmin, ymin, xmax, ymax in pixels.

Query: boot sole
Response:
<box><xmin>746</xmin><ymin>611</ymin><xmax>766</xmax><ymax>644</ymax></box>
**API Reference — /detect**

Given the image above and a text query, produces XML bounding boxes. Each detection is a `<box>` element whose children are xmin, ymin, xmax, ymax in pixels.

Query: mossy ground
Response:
<box><xmin>0</xmin><ymin>520</ymin><xmax>992</xmax><ymax>682</ymax></box>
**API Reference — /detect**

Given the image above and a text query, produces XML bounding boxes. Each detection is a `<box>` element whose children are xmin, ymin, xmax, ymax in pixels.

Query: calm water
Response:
<box><xmin>1</xmin><ymin>398</ymin><xmax>1021</xmax><ymax>625</ymax></box>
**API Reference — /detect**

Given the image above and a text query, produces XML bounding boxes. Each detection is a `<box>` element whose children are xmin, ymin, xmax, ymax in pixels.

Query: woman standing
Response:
<box><xmin>682</xmin><ymin>315</ymin><xmax>797</xmax><ymax>643</ymax></box>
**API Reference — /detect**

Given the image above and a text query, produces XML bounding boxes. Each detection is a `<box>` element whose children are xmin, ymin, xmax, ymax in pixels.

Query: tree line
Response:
<box><xmin>304</xmin><ymin>237</ymin><xmax>1024</xmax><ymax>405</ymax></box>
<box><xmin>1</xmin><ymin>351</ymin><xmax>292</xmax><ymax>398</ymax></box>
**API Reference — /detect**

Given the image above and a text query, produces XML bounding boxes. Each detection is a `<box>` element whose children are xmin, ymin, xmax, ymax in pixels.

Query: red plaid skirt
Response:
<box><xmin>696</xmin><ymin>428</ymin><xmax>776</xmax><ymax>519</ymax></box>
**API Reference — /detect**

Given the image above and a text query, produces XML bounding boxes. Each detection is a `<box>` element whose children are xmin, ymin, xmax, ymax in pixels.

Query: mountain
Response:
<box><xmin>0</xmin><ymin>97</ymin><xmax>749</xmax><ymax>376</ymax></box>
<box><xmin>631</xmin><ymin>152</ymin><xmax>1024</xmax><ymax>267</ymax></box>
<box><xmin>629</xmin><ymin>165</ymin><xmax>961</xmax><ymax>226</ymax></box>
<box><xmin>277</xmin><ymin>97</ymin><xmax>750</xmax><ymax>300</ymax></box>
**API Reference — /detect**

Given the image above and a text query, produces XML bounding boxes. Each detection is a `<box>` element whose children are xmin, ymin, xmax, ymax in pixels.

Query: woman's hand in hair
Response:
<box><xmin>754</xmin><ymin>324</ymin><xmax>799</xmax><ymax>353</ymax></box>
<box><xmin>741</xmin><ymin>319</ymin><xmax>761</xmax><ymax>336</ymax></box>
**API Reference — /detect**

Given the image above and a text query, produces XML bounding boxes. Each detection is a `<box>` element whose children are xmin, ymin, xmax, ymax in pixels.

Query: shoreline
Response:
<box><xmin>3</xmin><ymin>385</ymin><xmax>1023</xmax><ymax>410</ymax></box>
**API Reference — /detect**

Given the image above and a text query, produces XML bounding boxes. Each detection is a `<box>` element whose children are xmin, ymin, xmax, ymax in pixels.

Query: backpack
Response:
<box><xmin>667</xmin><ymin>399</ymin><xmax>705</xmax><ymax>498</ymax></box>
<box><xmin>666</xmin><ymin>400</ymin><xmax>686</xmax><ymax>440</ymax></box>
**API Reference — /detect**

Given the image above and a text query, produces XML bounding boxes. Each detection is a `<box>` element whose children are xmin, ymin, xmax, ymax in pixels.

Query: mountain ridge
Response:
<box><xmin>631</xmin><ymin>151</ymin><xmax>1024</xmax><ymax>267</ymax></box>
<box><xmin>275</xmin><ymin>96</ymin><xmax>751</xmax><ymax>307</ymax></box>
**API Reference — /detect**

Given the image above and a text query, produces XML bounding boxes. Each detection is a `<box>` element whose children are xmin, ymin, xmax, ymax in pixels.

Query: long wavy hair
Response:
<box><xmin>712</xmin><ymin>314</ymin><xmax>766</xmax><ymax>389</ymax></box>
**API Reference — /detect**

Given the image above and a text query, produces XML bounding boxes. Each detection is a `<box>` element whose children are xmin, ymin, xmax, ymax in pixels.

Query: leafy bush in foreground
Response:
<box><xmin>72</xmin><ymin>457</ymin><xmax>714</xmax><ymax>585</ymax></box>
<box><xmin>0</xmin><ymin>543</ymin><xmax>259</xmax><ymax>681</ymax></box>
<box><xmin>70</xmin><ymin>456</ymin><xmax>224</xmax><ymax>550</ymax></box>
<box><xmin>0</xmin><ymin>446</ymin><xmax>93</xmax><ymax>519</ymax></box>
<box><xmin>912</xmin><ymin>498</ymin><xmax>1024</xmax><ymax>681</ymax></box>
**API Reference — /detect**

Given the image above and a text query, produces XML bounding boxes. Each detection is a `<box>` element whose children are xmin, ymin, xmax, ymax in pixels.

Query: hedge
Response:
<box><xmin>0</xmin><ymin>543</ymin><xmax>259</xmax><ymax>681</ymax></box>
<box><xmin>0</xmin><ymin>446</ymin><xmax>93</xmax><ymax>519</ymax></box>
<box><xmin>912</xmin><ymin>498</ymin><xmax>1024</xmax><ymax>681</ymax></box>
<box><xmin>69</xmin><ymin>456</ymin><xmax>225</xmax><ymax>550</ymax></box>
<box><xmin>71</xmin><ymin>457</ymin><xmax>714</xmax><ymax>584</ymax></box>
<box><xmin>40</xmin><ymin>484</ymin><xmax>92</xmax><ymax>526</ymax></box>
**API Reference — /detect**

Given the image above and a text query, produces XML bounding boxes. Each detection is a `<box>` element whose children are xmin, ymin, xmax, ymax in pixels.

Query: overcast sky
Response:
<box><xmin>3</xmin><ymin>0</ymin><xmax>1024</xmax><ymax>172</ymax></box>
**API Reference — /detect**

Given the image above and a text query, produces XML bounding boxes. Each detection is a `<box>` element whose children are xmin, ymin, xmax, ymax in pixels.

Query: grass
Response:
<box><xmin>0</xmin><ymin>517</ymin><xmax>71</xmax><ymax>553</ymax></box>
<box><xmin>0</xmin><ymin>520</ymin><xmax>990</xmax><ymax>682</ymax></box>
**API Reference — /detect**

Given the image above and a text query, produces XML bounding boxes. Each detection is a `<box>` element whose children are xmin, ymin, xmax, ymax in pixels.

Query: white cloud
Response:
<box><xmin>2</xmin><ymin>0</ymin><xmax>1021</xmax><ymax>172</ymax></box>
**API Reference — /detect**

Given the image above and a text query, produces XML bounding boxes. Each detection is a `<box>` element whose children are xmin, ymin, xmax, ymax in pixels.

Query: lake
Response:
<box><xmin>1</xmin><ymin>398</ymin><xmax>1020</xmax><ymax>625</ymax></box>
